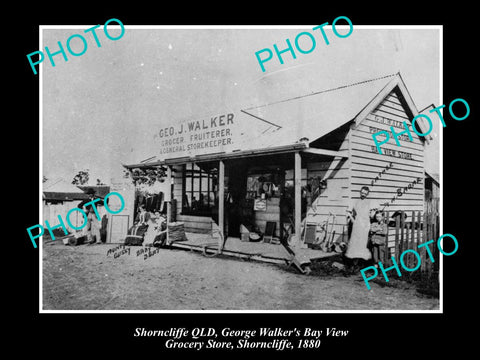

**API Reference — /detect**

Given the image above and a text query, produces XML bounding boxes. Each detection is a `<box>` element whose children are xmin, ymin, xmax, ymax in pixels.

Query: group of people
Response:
<box><xmin>124</xmin><ymin>204</ymin><xmax>167</xmax><ymax>246</ymax></box>
<box><xmin>344</xmin><ymin>186</ymin><xmax>387</xmax><ymax>275</ymax></box>
<box><xmin>75</xmin><ymin>189</ymin><xmax>167</xmax><ymax>246</ymax></box>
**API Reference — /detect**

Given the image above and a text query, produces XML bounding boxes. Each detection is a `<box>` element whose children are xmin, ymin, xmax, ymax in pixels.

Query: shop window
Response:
<box><xmin>182</xmin><ymin>163</ymin><xmax>217</xmax><ymax>216</ymax></box>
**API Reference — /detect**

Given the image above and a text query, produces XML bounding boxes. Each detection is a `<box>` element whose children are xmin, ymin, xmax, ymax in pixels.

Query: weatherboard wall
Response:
<box><xmin>303</xmin><ymin>134</ymin><xmax>351</xmax><ymax>245</ymax></box>
<box><xmin>350</xmin><ymin>89</ymin><xmax>425</xmax><ymax>247</ymax></box>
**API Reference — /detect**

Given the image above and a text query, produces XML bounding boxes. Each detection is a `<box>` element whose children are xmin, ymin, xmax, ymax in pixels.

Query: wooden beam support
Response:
<box><xmin>294</xmin><ymin>151</ymin><xmax>302</xmax><ymax>245</ymax></box>
<box><xmin>166</xmin><ymin>165</ymin><xmax>172</xmax><ymax>244</ymax></box>
<box><xmin>301</xmin><ymin>147</ymin><xmax>348</xmax><ymax>158</ymax></box>
<box><xmin>218</xmin><ymin>160</ymin><xmax>225</xmax><ymax>238</ymax></box>
<box><xmin>123</xmin><ymin>144</ymin><xmax>307</xmax><ymax>169</ymax></box>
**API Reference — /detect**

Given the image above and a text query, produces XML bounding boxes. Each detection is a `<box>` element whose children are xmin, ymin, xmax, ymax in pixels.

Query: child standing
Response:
<box><xmin>369</xmin><ymin>211</ymin><xmax>387</xmax><ymax>266</ymax></box>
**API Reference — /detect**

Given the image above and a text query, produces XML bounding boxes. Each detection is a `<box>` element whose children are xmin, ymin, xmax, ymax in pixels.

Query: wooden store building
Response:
<box><xmin>123</xmin><ymin>73</ymin><xmax>434</xmax><ymax>268</ymax></box>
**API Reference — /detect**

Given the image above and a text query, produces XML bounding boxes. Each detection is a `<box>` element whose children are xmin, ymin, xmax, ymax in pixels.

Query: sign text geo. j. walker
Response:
<box><xmin>155</xmin><ymin>112</ymin><xmax>235</xmax><ymax>158</ymax></box>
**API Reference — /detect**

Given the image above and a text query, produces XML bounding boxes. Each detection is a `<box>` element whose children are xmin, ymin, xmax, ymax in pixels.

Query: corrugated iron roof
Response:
<box><xmin>43</xmin><ymin>191</ymin><xmax>90</xmax><ymax>201</ymax></box>
<box><xmin>42</xmin><ymin>179</ymin><xmax>111</xmax><ymax>201</ymax></box>
<box><xmin>126</xmin><ymin>73</ymin><xmax>423</xmax><ymax>166</ymax></box>
<box><xmin>239</xmin><ymin>74</ymin><xmax>398</xmax><ymax>149</ymax></box>
<box><xmin>77</xmin><ymin>185</ymin><xmax>111</xmax><ymax>198</ymax></box>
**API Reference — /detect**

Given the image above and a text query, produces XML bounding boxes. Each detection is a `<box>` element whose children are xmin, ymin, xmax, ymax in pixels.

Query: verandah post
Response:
<box><xmin>166</xmin><ymin>165</ymin><xmax>172</xmax><ymax>244</ymax></box>
<box><xmin>219</xmin><ymin>160</ymin><xmax>225</xmax><ymax>239</ymax></box>
<box><xmin>294</xmin><ymin>151</ymin><xmax>302</xmax><ymax>245</ymax></box>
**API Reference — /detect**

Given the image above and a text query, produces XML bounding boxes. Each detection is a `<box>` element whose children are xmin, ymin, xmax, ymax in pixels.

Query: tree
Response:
<box><xmin>72</xmin><ymin>169</ymin><xmax>90</xmax><ymax>185</ymax></box>
<box><xmin>96</xmin><ymin>178</ymin><xmax>105</xmax><ymax>185</ymax></box>
<box><xmin>42</xmin><ymin>175</ymin><xmax>48</xmax><ymax>183</ymax></box>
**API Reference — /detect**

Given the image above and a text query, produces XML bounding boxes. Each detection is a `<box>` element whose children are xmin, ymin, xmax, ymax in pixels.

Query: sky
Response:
<box><xmin>41</xmin><ymin>25</ymin><xmax>440</xmax><ymax>185</ymax></box>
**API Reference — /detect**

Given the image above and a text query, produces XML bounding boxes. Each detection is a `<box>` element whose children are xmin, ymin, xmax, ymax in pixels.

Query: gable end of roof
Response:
<box><xmin>352</xmin><ymin>72</ymin><xmax>430</xmax><ymax>139</ymax></box>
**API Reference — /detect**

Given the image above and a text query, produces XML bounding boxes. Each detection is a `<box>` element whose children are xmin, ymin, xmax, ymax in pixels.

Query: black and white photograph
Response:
<box><xmin>39</xmin><ymin>24</ymin><xmax>442</xmax><ymax>312</ymax></box>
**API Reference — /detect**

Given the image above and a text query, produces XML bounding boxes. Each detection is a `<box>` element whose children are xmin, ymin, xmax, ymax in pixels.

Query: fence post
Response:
<box><xmin>399</xmin><ymin>211</ymin><xmax>405</xmax><ymax>257</ymax></box>
<box><xmin>426</xmin><ymin>211</ymin><xmax>432</xmax><ymax>274</ymax></box>
<box><xmin>410</xmin><ymin>211</ymin><xmax>415</xmax><ymax>269</ymax></box>
<box><xmin>418</xmin><ymin>211</ymin><xmax>425</xmax><ymax>273</ymax></box>
<box><xmin>384</xmin><ymin>210</ymin><xmax>390</xmax><ymax>265</ymax></box>
<box><xmin>434</xmin><ymin>213</ymin><xmax>440</xmax><ymax>271</ymax></box>
<box><xmin>405</xmin><ymin>213</ymin><xmax>410</xmax><ymax>269</ymax></box>
<box><xmin>395</xmin><ymin>213</ymin><xmax>400</xmax><ymax>263</ymax></box>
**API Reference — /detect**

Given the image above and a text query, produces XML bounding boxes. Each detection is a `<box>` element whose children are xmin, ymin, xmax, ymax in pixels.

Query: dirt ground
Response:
<box><xmin>42</xmin><ymin>240</ymin><xmax>440</xmax><ymax>311</ymax></box>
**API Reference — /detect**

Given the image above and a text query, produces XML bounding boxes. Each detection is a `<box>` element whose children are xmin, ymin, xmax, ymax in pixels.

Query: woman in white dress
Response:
<box><xmin>345</xmin><ymin>186</ymin><xmax>376</xmax><ymax>272</ymax></box>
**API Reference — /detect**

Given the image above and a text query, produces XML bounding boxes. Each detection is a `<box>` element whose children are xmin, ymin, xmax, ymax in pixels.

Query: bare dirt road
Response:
<box><xmin>42</xmin><ymin>241</ymin><xmax>439</xmax><ymax>311</ymax></box>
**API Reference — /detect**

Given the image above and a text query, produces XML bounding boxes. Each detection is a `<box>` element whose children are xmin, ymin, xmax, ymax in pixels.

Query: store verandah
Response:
<box><xmin>126</xmin><ymin>144</ymin><xmax>347</xmax><ymax>273</ymax></box>
<box><xmin>169</xmin><ymin>230</ymin><xmax>337</xmax><ymax>269</ymax></box>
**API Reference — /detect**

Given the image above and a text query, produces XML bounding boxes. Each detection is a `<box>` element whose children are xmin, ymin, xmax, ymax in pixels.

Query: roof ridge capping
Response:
<box><xmin>352</xmin><ymin>71</ymin><xmax>420</xmax><ymax>124</ymax></box>
<box><xmin>320</xmin><ymin>72</ymin><xmax>398</xmax><ymax>94</ymax></box>
<box><xmin>243</xmin><ymin>73</ymin><xmax>398</xmax><ymax>111</ymax></box>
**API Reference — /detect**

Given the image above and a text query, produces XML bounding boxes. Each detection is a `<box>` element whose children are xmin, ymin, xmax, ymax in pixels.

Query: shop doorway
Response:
<box><xmin>226</xmin><ymin>161</ymin><xmax>248</xmax><ymax>238</ymax></box>
<box><xmin>225</xmin><ymin>156</ymin><xmax>289</xmax><ymax>239</ymax></box>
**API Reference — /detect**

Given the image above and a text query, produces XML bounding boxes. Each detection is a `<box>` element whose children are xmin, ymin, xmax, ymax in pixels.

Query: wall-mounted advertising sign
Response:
<box><xmin>155</xmin><ymin>112</ymin><xmax>237</xmax><ymax>159</ymax></box>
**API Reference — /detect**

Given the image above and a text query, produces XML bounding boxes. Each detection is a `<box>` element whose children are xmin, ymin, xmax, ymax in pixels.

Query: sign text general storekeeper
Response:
<box><xmin>155</xmin><ymin>113</ymin><xmax>235</xmax><ymax>156</ymax></box>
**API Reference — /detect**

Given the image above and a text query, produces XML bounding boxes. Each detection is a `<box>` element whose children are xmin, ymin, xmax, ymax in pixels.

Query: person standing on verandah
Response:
<box><xmin>345</xmin><ymin>186</ymin><xmax>377</xmax><ymax>274</ymax></box>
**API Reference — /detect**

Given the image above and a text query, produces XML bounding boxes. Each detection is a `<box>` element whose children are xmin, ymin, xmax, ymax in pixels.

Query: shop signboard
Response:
<box><xmin>254</xmin><ymin>198</ymin><xmax>267</xmax><ymax>211</ymax></box>
<box><xmin>155</xmin><ymin>112</ymin><xmax>238</xmax><ymax>160</ymax></box>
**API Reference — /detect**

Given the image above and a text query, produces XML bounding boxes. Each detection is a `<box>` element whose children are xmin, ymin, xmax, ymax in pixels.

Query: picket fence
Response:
<box><xmin>381</xmin><ymin>207</ymin><xmax>440</xmax><ymax>278</ymax></box>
